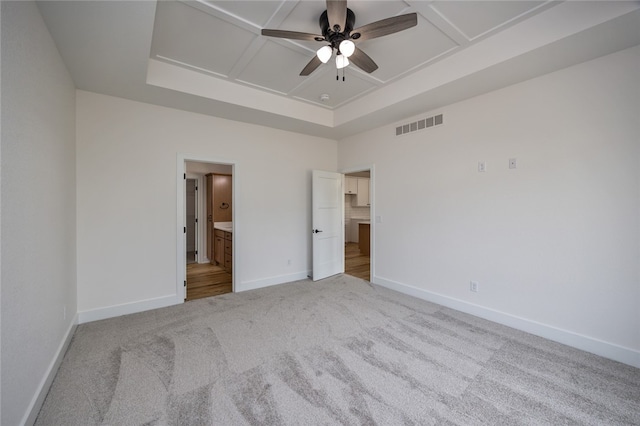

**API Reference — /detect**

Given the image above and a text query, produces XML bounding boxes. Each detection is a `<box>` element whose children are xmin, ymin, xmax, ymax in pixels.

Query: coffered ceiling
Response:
<box><xmin>151</xmin><ymin>0</ymin><xmax>552</xmax><ymax>108</ymax></box>
<box><xmin>37</xmin><ymin>1</ymin><xmax>640</xmax><ymax>139</ymax></box>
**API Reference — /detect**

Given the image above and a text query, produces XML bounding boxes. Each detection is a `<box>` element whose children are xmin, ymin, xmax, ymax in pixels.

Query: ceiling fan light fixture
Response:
<box><xmin>336</xmin><ymin>54</ymin><xmax>349</xmax><ymax>69</ymax></box>
<box><xmin>339</xmin><ymin>40</ymin><xmax>355</xmax><ymax>57</ymax></box>
<box><xmin>316</xmin><ymin>45</ymin><xmax>333</xmax><ymax>63</ymax></box>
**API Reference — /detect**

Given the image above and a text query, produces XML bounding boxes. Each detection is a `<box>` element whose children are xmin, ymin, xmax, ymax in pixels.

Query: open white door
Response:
<box><xmin>312</xmin><ymin>170</ymin><xmax>344</xmax><ymax>281</ymax></box>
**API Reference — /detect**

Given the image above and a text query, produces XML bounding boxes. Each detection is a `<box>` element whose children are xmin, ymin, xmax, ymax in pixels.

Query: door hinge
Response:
<box><xmin>184</xmin><ymin>280</ymin><xmax>186</xmax><ymax>287</ymax></box>
<box><xmin>184</xmin><ymin>173</ymin><xmax>186</xmax><ymax>179</ymax></box>
<box><xmin>195</xmin><ymin>250</ymin><xmax>198</xmax><ymax>255</ymax></box>
<box><xmin>195</xmin><ymin>218</ymin><xmax>198</xmax><ymax>223</ymax></box>
<box><xmin>184</xmin><ymin>227</ymin><xmax>186</xmax><ymax>233</ymax></box>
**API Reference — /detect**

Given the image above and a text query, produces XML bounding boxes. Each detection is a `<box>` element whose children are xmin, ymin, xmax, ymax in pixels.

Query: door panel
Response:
<box><xmin>312</xmin><ymin>170</ymin><xmax>344</xmax><ymax>281</ymax></box>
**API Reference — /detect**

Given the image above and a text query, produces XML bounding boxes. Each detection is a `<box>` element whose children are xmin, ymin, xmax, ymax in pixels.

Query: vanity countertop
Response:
<box><xmin>214</xmin><ymin>222</ymin><xmax>232</xmax><ymax>232</ymax></box>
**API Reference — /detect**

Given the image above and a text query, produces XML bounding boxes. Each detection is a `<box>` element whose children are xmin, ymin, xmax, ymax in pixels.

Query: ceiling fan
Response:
<box><xmin>261</xmin><ymin>0</ymin><xmax>417</xmax><ymax>76</ymax></box>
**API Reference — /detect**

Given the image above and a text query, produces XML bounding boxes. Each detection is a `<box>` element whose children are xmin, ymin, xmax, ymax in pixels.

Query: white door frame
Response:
<box><xmin>341</xmin><ymin>164</ymin><xmax>375</xmax><ymax>282</ymax></box>
<box><xmin>177</xmin><ymin>154</ymin><xmax>236</xmax><ymax>302</ymax></box>
<box><xmin>185</xmin><ymin>176</ymin><xmax>199</xmax><ymax>263</ymax></box>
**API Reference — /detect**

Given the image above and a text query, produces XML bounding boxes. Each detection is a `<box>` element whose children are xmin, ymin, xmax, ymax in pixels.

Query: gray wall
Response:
<box><xmin>1</xmin><ymin>2</ymin><xmax>77</xmax><ymax>424</ymax></box>
<box><xmin>339</xmin><ymin>45</ymin><xmax>640</xmax><ymax>365</ymax></box>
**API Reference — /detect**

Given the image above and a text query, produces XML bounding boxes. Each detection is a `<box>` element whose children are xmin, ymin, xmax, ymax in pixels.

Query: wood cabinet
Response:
<box><xmin>359</xmin><ymin>223</ymin><xmax>370</xmax><ymax>256</ymax></box>
<box><xmin>214</xmin><ymin>230</ymin><xmax>225</xmax><ymax>266</ymax></box>
<box><xmin>353</xmin><ymin>178</ymin><xmax>370</xmax><ymax>207</ymax></box>
<box><xmin>345</xmin><ymin>176</ymin><xmax>358</xmax><ymax>194</ymax></box>
<box><xmin>214</xmin><ymin>229</ymin><xmax>233</xmax><ymax>273</ymax></box>
<box><xmin>213</xmin><ymin>174</ymin><xmax>232</xmax><ymax>222</ymax></box>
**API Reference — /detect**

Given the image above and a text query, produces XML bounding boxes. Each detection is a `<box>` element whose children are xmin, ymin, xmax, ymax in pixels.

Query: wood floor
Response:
<box><xmin>187</xmin><ymin>243</ymin><xmax>368</xmax><ymax>300</ymax></box>
<box><xmin>345</xmin><ymin>242</ymin><xmax>370</xmax><ymax>281</ymax></box>
<box><xmin>186</xmin><ymin>262</ymin><xmax>232</xmax><ymax>301</ymax></box>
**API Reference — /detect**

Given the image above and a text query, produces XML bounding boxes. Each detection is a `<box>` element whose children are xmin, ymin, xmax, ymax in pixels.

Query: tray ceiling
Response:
<box><xmin>37</xmin><ymin>1</ymin><xmax>640</xmax><ymax>139</ymax></box>
<box><xmin>149</xmin><ymin>0</ymin><xmax>555</xmax><ymax>109</ymax></box>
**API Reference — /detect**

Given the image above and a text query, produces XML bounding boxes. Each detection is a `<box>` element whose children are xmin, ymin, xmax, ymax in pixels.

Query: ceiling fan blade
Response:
<box><xmin>300</xmin><ymin>56</ymin><xmax>323</xmax><ymax>76</ymax></box>
<box><xmin>349</xmin><ymin>47</ymin><xmax>378</xmax><ymax>73</ymax></box>
<box><xmin>351</xmin><ymin>13</ymin><xmax>417</xmax><ymax>42</ymax></box>
<box><xmin>261</xmin><ymin>29</ymin><xmax>323</xmax><ymax>42</ymax></box>
<box><xmin>326</xmin><ymin>0</ymin><xmax>347</xmax><ymax>32</ymax></box>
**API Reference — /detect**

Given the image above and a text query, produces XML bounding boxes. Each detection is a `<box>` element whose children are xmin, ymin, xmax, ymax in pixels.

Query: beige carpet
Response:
<box><xmin>36</xmin><ymin>275</ymin><xmax>640</xmax><ymax>425</ymax></box>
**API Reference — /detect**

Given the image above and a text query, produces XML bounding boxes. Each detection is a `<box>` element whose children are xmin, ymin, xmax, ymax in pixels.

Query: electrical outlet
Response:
<box><xmin>470</xmin><ymin>281</ymin><xmax>479</xmax><ymax>292</ymax></box>
<box><xmin>287</xmin><ymin>259</ymin><xmax>292</xmax><ymax>266</ymax></box>
<box><xmin>478</xmin><ymin>161</ymin><xmax>486</xmax><ymax>172</ymax></box>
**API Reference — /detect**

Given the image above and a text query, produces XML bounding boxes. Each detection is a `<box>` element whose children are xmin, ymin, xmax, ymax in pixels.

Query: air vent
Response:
<box><xmin>395</xmin><ymin>113</ymin><xmax>444</xmax><ymax>136</ymax></box>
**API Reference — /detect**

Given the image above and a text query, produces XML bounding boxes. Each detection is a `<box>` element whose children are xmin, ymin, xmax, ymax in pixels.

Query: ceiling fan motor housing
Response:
<box><xmin>319</xmin><ymin>8</ymin><xmax>356</xmax><ymax>49</ymax></box>
<box><xmin>261</xmin><ymin>1</ymin><xmax>417</xmax><ymax>76</ymax></box>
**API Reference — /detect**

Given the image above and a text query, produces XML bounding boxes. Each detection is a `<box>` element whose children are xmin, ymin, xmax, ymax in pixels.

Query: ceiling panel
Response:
<box><xmin>431</xmin><ymin>1</ymin><xmax>546</xmax><ymax>40</ymax></box>
<box><xmin>237</xmin><ymin>40</ymin><xmax>313</xmax><ymax>93</ymax></box>
<box><xmin>275</xmin><ymin>1</ymin><xmax>329</xmax><ymax>34</ymax></box>
<box><xmin>293</xmin><ymin>67</ymin><xmax>376</xmax><ymax>108</ymax></box>
<box><xmin>201</xmin><ymin>0</ymin><xmax>282</xmax><ymax>27</ymax></box>
<box><xmin>151</xmin><ymin>1</ymin><xmax>257</xmax><ymax>76</ymax></box>
<box><xmin>356</xmin><ymin>15</ymin><xmax>457</xmax><ymax>82</ymax></box>
<box><xmin>345</xmin><ymin>1</ymin><xmax>412</xmax><ymax>31</ymax></box>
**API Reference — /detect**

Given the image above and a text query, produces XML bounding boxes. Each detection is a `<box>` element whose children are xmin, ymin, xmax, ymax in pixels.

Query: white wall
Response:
<box><xmin>339</xmin><ymin>46</ymin><xmax>640</xmax><ymax>366</ymax></box>
<box><xmin>76</xmin><ymin>91</ymin><xmax>337</xmax><ymax>318</ymax></box>
<box><xmin>1</xmin><ymin>2</ymin><xmax>77</xmax><ymax>424</ymax></box>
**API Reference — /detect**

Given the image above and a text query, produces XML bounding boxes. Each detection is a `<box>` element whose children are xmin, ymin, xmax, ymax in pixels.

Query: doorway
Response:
<box><xmin>343</xmin><ymin>169</ymin><xmax>372</xmax><ymax>281</ymax></box>
<box><xmin>178</xmin><ymin>158</ymin><xmax>234</xmax><ymax>302</ymax></box>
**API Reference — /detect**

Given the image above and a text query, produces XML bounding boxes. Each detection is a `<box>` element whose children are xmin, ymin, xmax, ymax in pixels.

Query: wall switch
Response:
<box><xmin>509</xmin><ymin>158</ymin><xmax>517</xmax><ymax>169</ymax></box>
<box><xmin>470</xmin><ymin>281</ymin><xmax>479</xmax><ymax>292</ymax></box>
<box><xmin>478</xmin><ymin>161</ymin><xmax>486</xmax><ymax>172</ymax></box>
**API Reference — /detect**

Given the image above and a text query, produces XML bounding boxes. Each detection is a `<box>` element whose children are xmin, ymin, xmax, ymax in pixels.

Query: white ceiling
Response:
<box><xmin>37</xmin><ymin>1</ymin><xmax>640</xmax><ymax>139</ymax></box>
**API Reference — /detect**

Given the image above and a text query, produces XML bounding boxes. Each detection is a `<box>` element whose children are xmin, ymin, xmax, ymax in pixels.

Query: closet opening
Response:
<box><xmin>343</xmin><ymin>169</ymin><xmax>372</xmax><ymax>281</ymax></box>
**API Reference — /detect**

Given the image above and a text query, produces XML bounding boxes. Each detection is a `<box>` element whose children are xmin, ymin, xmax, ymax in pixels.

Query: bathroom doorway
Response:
<box><xmin>179</xmin><ymin>158</ymin><xmax>234</xmax><ymax>301</ymax></box>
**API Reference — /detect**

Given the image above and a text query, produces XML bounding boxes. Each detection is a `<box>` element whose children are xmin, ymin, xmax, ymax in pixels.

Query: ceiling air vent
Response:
<box><xmin>395</xmin><ymin>113</ymin><xmax>444</xmax><ymax>136</ymax></box>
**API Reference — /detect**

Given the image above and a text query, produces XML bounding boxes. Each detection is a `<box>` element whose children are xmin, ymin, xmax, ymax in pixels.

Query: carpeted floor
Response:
<box><xmin>36</xmin><ymin>275</ymin><xmax>640</xmax><ymax>425</ymax></box>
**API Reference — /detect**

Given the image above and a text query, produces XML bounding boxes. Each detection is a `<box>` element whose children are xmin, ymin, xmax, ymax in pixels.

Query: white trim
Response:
<box><xmin>23</xmin><ymin>314</ymin><xmax>78</xmax><ymax>426</ymax></box>
<box><xmin>77</xmin><ymin>295</ymin><xmax>180</xmax><ymax>324</ymax></box>
<box><xmin>185</xmin><ymin>175</ymin><xmax>199</xmax><ymax>264</ymax></box>
<box><xmin>372</xmin><ymin>275</ymin><xmax>640</xmax><ymax>368</ymax></box>
<box><xmin>237</xmin><ymin>271</ymin><xmax>310</xmax><ymax>292</ymax></box>
<box><xmin>184</xmin><ymin>173</ymin><xmax>209</xmax><ymax>265</ymax></box>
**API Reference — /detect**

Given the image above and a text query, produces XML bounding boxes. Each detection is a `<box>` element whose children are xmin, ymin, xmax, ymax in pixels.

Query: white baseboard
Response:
<box><xmin>237</xmin><ymin>270</ymin><xmax>311</xmax><ymax>292</ymax></box>
<box><xmin>373</xmin><ymin>275</ymin><xmax>640</xmax><ymax>368</ymax></box>
<box><xmin>78</xmin><ymin>294</ymin><xmax>181</xmax><ymax>324</ymax></box>
<box><xmin>23</xmin><ymin>313</ymin><xmax>78</xmax><ymax>426</ymax></box>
